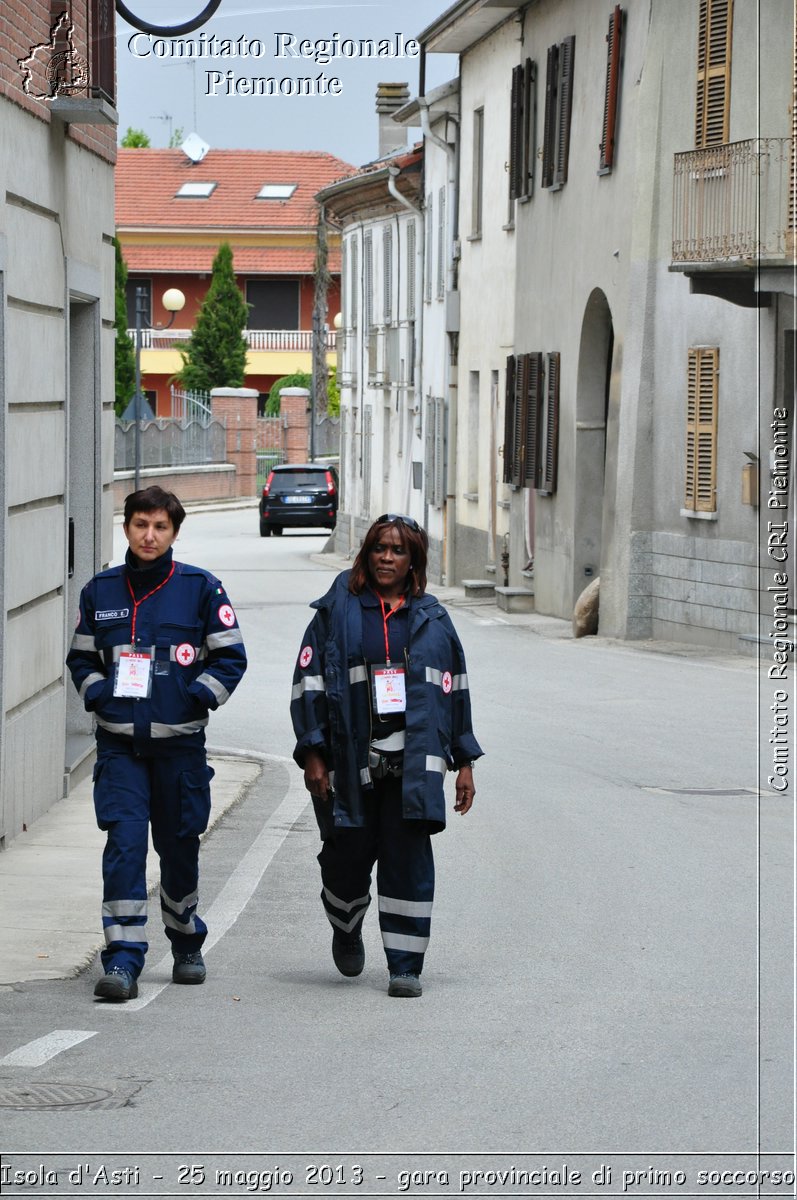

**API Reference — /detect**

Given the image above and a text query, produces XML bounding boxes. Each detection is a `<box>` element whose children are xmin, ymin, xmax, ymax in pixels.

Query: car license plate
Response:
<box><xmin>284</xmin><ymin>495</ymin><xmax>307</xmax><ymax>504</ymax></box>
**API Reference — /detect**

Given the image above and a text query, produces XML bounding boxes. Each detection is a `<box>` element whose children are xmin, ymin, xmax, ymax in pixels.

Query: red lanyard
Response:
<box><xmin>377</xmin><ymin>594</ymin><xmax>405</xmax><ymax>664</ymax></box>
<box><xmin>126</xmin><ymin>565</ymin><xmax>175</xmax><ymax>644</ymax></box>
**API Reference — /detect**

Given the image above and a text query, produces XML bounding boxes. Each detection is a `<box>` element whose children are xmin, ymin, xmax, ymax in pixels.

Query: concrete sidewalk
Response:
<box><xmin>0</xmin><ymin>754</ymin><xmax>261</xmax><ymax>987</ymax></box>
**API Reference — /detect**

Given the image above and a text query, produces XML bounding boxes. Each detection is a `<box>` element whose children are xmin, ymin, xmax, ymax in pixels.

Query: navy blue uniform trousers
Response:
<box><xmin>314</xmin><ymin>777</ymin><xmax>435</xmax><ymax>976</ymax></box>
<box><xmin>93</xmin><ymin>739</ymin><xmax>214</xmax><ymax>978</ymax></box>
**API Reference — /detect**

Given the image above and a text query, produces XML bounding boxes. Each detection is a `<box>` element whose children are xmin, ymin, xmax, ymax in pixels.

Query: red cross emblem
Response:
<box><xmin>176</xmin><ymin>643</ymin><xmax>196</xmax><ymax>667</ymax></box>
<box><xmin>218</xmin><ymin>604</ymin><xmax>236</xmax><ymax>628</ymax></box>
<box><xmin>441</xmin><ymin>670</ymin><xmax>453</xmax><ymax>694</ymax></box>
<box><xmin>299</xmin><ymin>645</ymin><xmax>313</xmax><ymax>668</ymax></box>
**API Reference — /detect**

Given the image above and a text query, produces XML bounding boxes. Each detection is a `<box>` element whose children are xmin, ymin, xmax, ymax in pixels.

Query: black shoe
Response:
<box><xmin>94</xmin><ymin>966</ymin><xmax>138</xmax><ymax>1001</ymax></box>
<box><xmin>332</xmin><ymin>932</ymin><xmax>365</xmax><ymax>977</ymax></box>
<box><xmin>172</xmin><ymin>950</ymin><xmax>206</xmax><ymax>985</ymax></box>
<box><xmin>388</xmin><ymin>973</ymin><xmax>422</xmax><ymax>998</ymax></box>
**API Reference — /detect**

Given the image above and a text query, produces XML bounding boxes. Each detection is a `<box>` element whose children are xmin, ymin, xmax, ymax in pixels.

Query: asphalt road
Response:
<box><xmin>0</xmin><ymin>509</ymin><xmax>791</xmax><ymax>1196</ymax></box>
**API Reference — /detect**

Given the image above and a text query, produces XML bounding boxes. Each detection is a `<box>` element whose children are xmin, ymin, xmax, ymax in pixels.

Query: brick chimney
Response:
<box><xmin>376</xmin><ymin>82</ymin><xmax>410</xmax><ymax>158</ymax></box>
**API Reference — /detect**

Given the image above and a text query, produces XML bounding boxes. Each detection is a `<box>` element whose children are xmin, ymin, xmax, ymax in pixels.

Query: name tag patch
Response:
<box><xmin>96</xmin><ymin>608</ymin><xmax>130</xmax><ymax>622</ymax></box>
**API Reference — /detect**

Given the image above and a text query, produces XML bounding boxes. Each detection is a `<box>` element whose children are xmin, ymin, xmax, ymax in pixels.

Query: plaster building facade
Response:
<box><xmin>421</xmin><ymin>0</ymin><xmax>795</xmax><ymax>650</ymax></box>
<box><xmin>115</xmin><ymin>148</ymin><xmax>353</xmax><ymax>415</ymax></box>
<box><xmin>0</xmin><ymin>3</ymin><xmax>117</xmax><ymax>848</ymax></box>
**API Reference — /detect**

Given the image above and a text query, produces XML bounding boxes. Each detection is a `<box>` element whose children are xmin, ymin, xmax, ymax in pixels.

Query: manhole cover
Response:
<box><xmin>0</xmin><ymin>1081</ymin><xmax>114</xmax><ymax>1109</ymax></box>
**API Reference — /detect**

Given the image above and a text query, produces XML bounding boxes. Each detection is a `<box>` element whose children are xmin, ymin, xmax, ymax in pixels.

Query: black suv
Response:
<box><xmin>259</xmin><ymin>463</ymin><xmax>339</xmax><ymax>537</ymax></box>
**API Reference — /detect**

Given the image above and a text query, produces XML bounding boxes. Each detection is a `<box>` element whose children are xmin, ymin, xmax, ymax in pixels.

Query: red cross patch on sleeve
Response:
<box><xmin>218</xmin><ymin>604</ymin><xmax>236</xmax><ymax>628</ymax></box>
<box><xmin>299</xmin><ymin>645</ymin><xmax>313</xmax><ymax>669</ymax></box>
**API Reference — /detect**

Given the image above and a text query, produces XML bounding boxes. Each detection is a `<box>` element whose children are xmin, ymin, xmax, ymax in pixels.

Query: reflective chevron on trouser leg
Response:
<box><xmin>321</xmin><ymin>885</ymin><xmax>371</xmax><ymax>935</ymax></box>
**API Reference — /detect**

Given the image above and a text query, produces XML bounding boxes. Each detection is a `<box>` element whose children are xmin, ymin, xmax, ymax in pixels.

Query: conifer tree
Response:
<box><xmin>113</xmin><ymin>238</ymin><xmax>136</xmax><ymax>417</ymax></box>
<box><xmin>177</xmin><ymin>243</ymin><xmax>249</xmax><ymax>393</ymax></box>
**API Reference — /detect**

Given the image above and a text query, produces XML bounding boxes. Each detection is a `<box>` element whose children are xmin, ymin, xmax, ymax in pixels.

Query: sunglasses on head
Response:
<box><xmin>377</xmin><ymin>513</ymin><xmax>420</xmax><ymax>531</ymax></box>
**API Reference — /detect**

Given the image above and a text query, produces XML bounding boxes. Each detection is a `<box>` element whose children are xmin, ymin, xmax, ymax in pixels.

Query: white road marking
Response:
<box><xmin>0</xmin><ymin>1029</ymin><xmax>97</xmax><ymax>1066</ymax></box>
<box><xmin>100</xmin><ymin>771</ymin><xmax>310</xmax><ymax>1014</ymax></box>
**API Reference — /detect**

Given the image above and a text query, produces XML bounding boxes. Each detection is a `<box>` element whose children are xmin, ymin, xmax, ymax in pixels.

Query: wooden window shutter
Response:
<box><xmin>383</xmin><ymin>226</ymin><xmax>393</xmax><ymax>324</ymax></box>
<box><xmin>436</xmin><ymin>187</ymin><xmax>446</xmax><ymax>299</ymax></box>
<box><xmin>685</xmin><ymin>348</ymin><xmax>719</xmax><ymax>511</ymax></box>
<box><xmin>599</xmin><ymin>7</ymin><xmax>623</xmax><ymax>173</ymax></box>
<box><xmin>541</xmin><ymin>45</ymin><xmax>559</xmax><ymax>188</ymax></box>
<box><xmin>523</xmin><ymin>59</ymin><xmax>537</xmax><ymax>199</ymax></box>
<box><xmin>553</xmin><ymin>36</ymin><xmax>576</xmax><ymax>187</ymax></box>
<box><xmin>540</xmin><ymin>352</ymin><xmax>560</xmax><ymax>493</ymax></box>
<box><xmin>523</xmin><ymin>353</ymin><xmax>544</xmax><ymax>486</ymax></box>
<box><xmin>509</xmin><ymin>354</ymin><xmax>528</xmax><ymax>486</ymax></box>
<box><xmin>695</xmin><ymin>0</ymin><xmax>733</xmax><ymax>148</ymax></box>
<box><xmin>363</xmin><ymin>234</ymin><xmax>374</xmax><ymax>329</ymax></box>
<box><xmin>407</xmin><ymin>220</ymin><xmax>416</xmax><ymax>319</ymax></box>
<box><xmin>91</xmin><ymin>0</ymin><xmax>116</xmax><ymax>104</ymax></box>
<box><xmin>425</xmin><ymin>194</ymin><xmax>433</xmax><ymax>303</ymax></box>
<box><xmin>503</xmin><ymin>356</ymin><xmax>517</xmax><ymax>484</ymax></box>
<box><xmin>350</xmin><ymin>236</ymin><xmax>358</xmax><ymax>327</ymax></box>
<box><xmin>509</xmin><ymin>65</ymin><xmax>525</xmax><ymax>200</ymax></box>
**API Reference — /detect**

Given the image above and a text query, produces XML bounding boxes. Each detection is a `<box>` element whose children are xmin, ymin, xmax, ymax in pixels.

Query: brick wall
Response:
<box><xmin>113</xmin><ymin>465</ymin><xmax>237</xmax><ymax>511</ymax></box>
<box><xmin>1</xmin><ymin>4</ymin><xmax>116</xmax><ymax>164</ymax></box>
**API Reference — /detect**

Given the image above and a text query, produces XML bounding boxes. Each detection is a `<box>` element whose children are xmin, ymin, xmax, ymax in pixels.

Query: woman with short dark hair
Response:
<box><xmin>290</xmin><ymin>514</ymin><xmax>483</xmax><ymax>998</ymax></box>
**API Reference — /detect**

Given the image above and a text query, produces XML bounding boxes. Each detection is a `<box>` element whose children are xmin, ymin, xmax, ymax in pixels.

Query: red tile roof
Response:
<box><xmin>115</xmin><ymin>148</ymin><xmax>356</xmax><ymax>230</ymax></box>
<box><xmin>122</xmin><ymin>244</ymin><xmax>341</xmax><ymax>275</ymax></box>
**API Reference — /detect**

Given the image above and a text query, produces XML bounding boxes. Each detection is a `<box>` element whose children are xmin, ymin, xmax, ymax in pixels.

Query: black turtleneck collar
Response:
<box><xmin>125</xmin><ymin>546</ymin><xmax>174</xmax><ymax>596</ymax></box>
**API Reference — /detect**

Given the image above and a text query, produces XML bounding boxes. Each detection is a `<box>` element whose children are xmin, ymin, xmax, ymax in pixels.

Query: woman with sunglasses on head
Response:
<box><xmin>290</xmin><ymin>514</ymin><xmax>483</xmax><ymax>998</ymax></box>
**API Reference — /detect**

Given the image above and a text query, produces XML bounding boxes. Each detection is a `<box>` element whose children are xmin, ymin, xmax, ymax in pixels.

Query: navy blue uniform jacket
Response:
<box><xmin>290</xmin><ymin>571</ymin><xmax>482</xmax><ymax>832</ymax></box>
<box><xmin>67</xmin><ymin>551</ymin><xmax>246</xmax><ymax>750</ymax></box>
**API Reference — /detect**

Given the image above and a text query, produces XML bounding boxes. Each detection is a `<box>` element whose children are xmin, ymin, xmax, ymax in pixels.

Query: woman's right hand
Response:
<box><xmin>303</xmin><ymin>749</ymin><xmax>330</xmax><ymax>800</ymax></box>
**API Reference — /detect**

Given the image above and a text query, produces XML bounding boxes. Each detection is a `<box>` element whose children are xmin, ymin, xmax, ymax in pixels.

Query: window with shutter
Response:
<box><xmin>523</xmin><ymin>353</ymin><xmax>544</xmax><ymax>486</ymax></box>
<box><xmin>472</xmin><ymin>108</ymin><xmax>485</xmax><ymax>235</ymax></box>
<box><xmin>407</xmin><ymin>220</ymin><xmax>417</xmax><ymax>319</ymax></box>
<box><xmin>350</xmin><ymin>236</ymin><xmax>358</xmax><ymax>328</ymax></box>
<box><xmin>510</xmin><ymin>60</ymin><xmax>538</xmax><ymax>201</ymax></box>
<box><xmin>383</xmin><ymin>225</ymin><xmax>393</xmax><ymax>324</ymax></box>
<box><xmin>436</xmin><ymin>188</ymin><xmax>446</xmax><ymax>300</ymax></box>
<box><xmin>695</xmin><ymin>0</ymin><xmax>733</xmax><ymax>148</ymax></box>
<box><xmin>685</xmin><ymin>348</ymin><xmax>719</xmax><ymax>511</ymax></box>
<box><xmin>540</xmin><ymin>352</ymin><xmax>560</xmax><ymax>493</ymax></box>
<box><xmin>362</xmin><ymin>406</ymin><xmax>373</xmax><ymax>510</ymax></box>
<box><xmin>363</xmin><ymin>233</ymin><xmax>374</xmax><ymax>329</ymax></box>
<box><xmin>541</xmin><ymin>45</ymin><xmax>559</xmax><ymax>189</ymax></box>
<box><xmin>425</xmin><ymin>194</ymin><xmax>433</xmax><ymax>303</ymax></box>
<box><xmin>91</xmin><ymin>0</ymin><xmax>116</xmax><ymax>104</ymax></box>
<box><xmin>435</xmin><ymin>396</ymin><xmax>447</xmax><ymax>508</ymax></box>
<box><xmin>553</xmin><ymin>36</ymin><xmax>576</xmax><ymax>187</ymax></box>
<box><xmin>503</xmin><ymin>356</ymin><xmax>517</xmax><ymax>485</ymax></box>
<box><xmin>599</xmin><ymin>7</ymin><xmax>623</xmax><ymax>173</ymax></box>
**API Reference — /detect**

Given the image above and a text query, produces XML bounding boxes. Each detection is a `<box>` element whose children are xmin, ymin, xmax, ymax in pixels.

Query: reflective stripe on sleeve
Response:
<box><xmin>71</xmin><ymin>633</ymin><xmax>97</xmax><ymax>652</ymax></box>
<box><xmin>79</xmin><ymin>671</ymin><xmax>106</xmax><ymax>700</ymax></box>
<box><xmin>291</xmin><ymin>674</ymin><xmax>325</xmax><ymax>700</ymax></box>
<box><xmin>425</xmin><ymin>666</ymin><xmax>469</xmax><ymax>692</ymax></box>
<box><xmin>195</xmin><ymin>672</ymin><xmax>230</xmax><ymax>704</ymax></box>
<box><xmin>425</xmin><ymin>755</ymin><xmax>447</xmax><ymax>775</ymax></box>
<box><xmin>425</xmin><ymin>667</ymin><xmax>443</xmax><ymax>686</ymax></box>
<box><xmin>349</xmin><ymin>664</ymin><xmax>368</xmax><ymax>685</ymax></box>
<box><xmin>453</xmin><ymin>672</ymin><xmax>469</xmax><ymax>691</ymax></box>
<box><xmin>206</xmin><ymin>628</ymin><xmax>244</xmax><ymax>650</ymax></box>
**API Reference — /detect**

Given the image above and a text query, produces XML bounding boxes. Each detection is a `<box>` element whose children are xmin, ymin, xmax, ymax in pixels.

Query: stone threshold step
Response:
<box><xmin>495</xmin><ymin>586</ymin><xmax>535</xmax><ymax>614</ymax></box>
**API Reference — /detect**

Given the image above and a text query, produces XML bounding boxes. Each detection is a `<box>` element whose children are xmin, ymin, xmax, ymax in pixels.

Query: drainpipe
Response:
<box><xmin>418</xmin><ymin>97</ymin><xmax>460</xmax><ymax>587</ymax></box>
<box><xmin>387</xmin><ymin>166</ymin><xmax>424</xmax><ymax>513</ymax></box>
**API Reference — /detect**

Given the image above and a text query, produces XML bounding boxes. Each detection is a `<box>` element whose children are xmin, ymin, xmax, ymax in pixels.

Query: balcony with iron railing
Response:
<box><xmin>672</xmin><ymin>137</ymin><xmax>795</xmax><ymax>267</ymax></box>
<box><xmin>129</xmin><ymin>328</ymin><xmax>337</xmax><ymax>351</ymax></box>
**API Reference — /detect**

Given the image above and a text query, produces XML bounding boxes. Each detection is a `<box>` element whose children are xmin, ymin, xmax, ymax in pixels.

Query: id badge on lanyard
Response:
<box><xmin>114</xmin><ymin>652</ymin><xmax>153</xmax><ymax>698</ymax></box>
<box><xmin>371</xmin><ymin>664</ymin><xmax>406</xmax><ymax>714</ymax></box>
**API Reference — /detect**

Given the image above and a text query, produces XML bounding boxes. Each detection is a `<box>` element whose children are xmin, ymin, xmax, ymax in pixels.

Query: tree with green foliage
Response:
<box><xmin>121</xmin><ymin>127</ymin><xmax>151</xmax><ymax>147</ymax></box>
<box><xmin>266</xmin><ymin>371</ymin><xmax>311</xmax><ymax>416</ymax></box>
<box><xmin>177</xmin><ymin>243</ymin><xmax>249</xmax><ymax>393</ymax></box>
<box><xmin>266</xmin><ymin>367</ymin><xmax>339</xmax><ymax>417</ymax></box>
<box><xmin>113</xmin><ymin>239</ymin><xmax>136</xmax><ymax>418</ymax></box>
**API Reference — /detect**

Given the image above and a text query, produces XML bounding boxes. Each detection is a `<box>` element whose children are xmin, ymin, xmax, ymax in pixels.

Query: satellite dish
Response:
<box><xmin>180</xmin><ymin>132</ymin><xmax>210</xmax><ymax>164</ymax></box>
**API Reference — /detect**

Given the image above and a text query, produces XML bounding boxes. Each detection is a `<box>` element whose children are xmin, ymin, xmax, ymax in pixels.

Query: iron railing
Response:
<box><xmin>672</xmin><ymin>137</ymin><xmax>794</xmax><ymax>263</ymax></box>
<box><xmin>115</xmin><ymin>416</ymin><xmax>227</xmax><ymax>470</ymax></box>
<box><xmin>130</xmin><ymin>328</ymin><xmax>337</xmax><ymax>352</ymax></box>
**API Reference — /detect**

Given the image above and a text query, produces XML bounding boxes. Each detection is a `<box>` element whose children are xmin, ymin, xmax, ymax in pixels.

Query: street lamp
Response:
<box><xmin>133</xmin><ymin>285</ymin><xmax>185</xmax><ymax>491</ymax></box>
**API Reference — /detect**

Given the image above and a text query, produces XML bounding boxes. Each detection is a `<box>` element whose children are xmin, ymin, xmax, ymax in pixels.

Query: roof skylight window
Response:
<box><xmin>176</xmin><ymin>182</ymin><xmax>217</xmax><ymax>198</ymax></box>
<box><xmin>256</xmin><ymin>183</ymin><xmax>297</xmax><ymax>200</ymax></box>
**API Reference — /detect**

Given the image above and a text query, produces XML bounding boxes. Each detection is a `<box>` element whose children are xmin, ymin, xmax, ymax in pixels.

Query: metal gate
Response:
<box><xmin>256</xmin><ymin>416</ymin><xmax>288</xmax><ymax>489</ymax></box>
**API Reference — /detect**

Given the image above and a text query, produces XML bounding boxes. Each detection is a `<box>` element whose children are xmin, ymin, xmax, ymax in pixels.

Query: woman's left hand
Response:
<box><xmin>454</xmin><ymin>765</ymin><xmax>475</xmax><ymax>814</ymax></box>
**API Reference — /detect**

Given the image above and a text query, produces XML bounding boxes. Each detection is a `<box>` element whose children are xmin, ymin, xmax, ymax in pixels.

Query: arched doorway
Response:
<box><xmin>573</xmin><ymin>289</ymin><xmax>614</xmax><ymax>603</ymax></box>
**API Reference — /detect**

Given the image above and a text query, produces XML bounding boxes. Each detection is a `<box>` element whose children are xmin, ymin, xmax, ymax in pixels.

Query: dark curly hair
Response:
<box><xmin>123</xmin><ymin>486</ymin><xmax>186</xmax><ymax>535</ymax></box>
<box><xmin>349</xmin><ymin>515</ymin><xmax>428</xmax><ymax>597</ymax></box>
